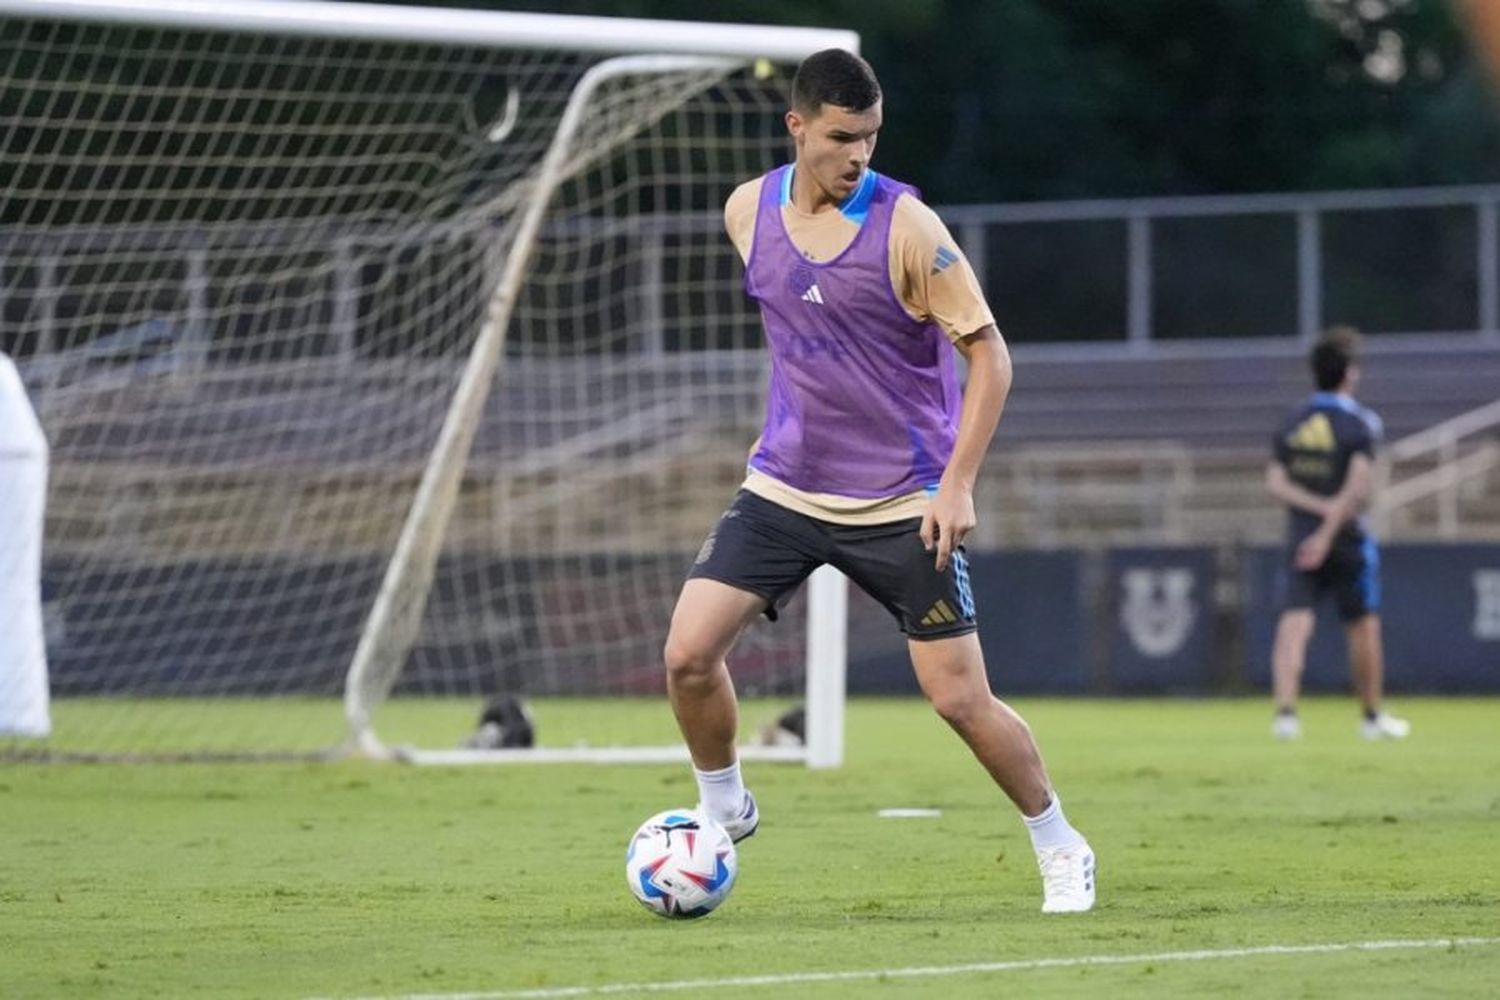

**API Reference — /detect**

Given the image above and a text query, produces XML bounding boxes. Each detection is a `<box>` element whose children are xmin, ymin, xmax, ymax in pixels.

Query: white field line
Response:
<box><xmin>319</xmin><ymin>935</ymin><xmax>1500</xmax><ymax>1000</ymax></box>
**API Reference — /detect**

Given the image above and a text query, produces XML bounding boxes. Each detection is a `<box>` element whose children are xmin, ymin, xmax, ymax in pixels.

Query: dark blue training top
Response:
<box><xmin>1272</xmin><ymin>391</ymin><xmax>1383</xmax><ymax>544</ymax></box>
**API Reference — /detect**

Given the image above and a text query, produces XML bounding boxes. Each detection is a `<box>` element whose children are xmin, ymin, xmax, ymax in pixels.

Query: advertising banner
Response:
<box><xmin>1106</xmin><ymin>547</ymin><xmax>1218</xmax><ymax>693</ymax></box>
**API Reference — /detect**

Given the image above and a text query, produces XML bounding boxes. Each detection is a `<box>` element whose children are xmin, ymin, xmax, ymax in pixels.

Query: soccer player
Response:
<box><xmin>1265</xmin><ymin>326</ymin><xmax>1410</xmax><ymax>741</ymax></box>
<box><xmin>663</xmin><ymin>49</ymin><xmax>1094</xmax><ymax>914</ymax></box>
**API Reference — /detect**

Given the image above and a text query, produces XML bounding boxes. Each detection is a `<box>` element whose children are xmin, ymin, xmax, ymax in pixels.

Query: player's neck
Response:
<box><xmin>786</xmin><ymin>164</ymin><xmax>843</xmax><ymax>215</ymax></box>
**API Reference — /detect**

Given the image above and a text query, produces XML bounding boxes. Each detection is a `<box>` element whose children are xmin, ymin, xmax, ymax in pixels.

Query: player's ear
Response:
<box><xmin>785</xmin><ymin>108</ymin><xmax>803</xmax><ymax>142</ymax></box>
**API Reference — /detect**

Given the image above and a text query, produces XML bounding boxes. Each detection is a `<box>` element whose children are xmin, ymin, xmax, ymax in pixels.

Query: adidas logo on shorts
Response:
<box><xmin>920</xmin><ymin>599</ymin><xmax>960</xmax><ymax>627</ymax></box>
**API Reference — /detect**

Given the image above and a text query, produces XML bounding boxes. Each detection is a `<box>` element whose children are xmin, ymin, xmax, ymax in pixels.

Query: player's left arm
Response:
<box><xmin>1295</xmin><ymin>452</ymin><xmax>1375</xmax><ymax>570</ymax></box>
<box><xmin>924</xmin><ymin>326</ymin><xmax>1011</xmax><ymax>571</ymax></box>
<box><xmin>891</xmin><ymin>195</ymin><xmax>1009</xmax><ymax>571</ymax></box>
<box><xmin>1264</xmin><ymin>462</ymin><xmax>1333</xmax><ymax>517</ymax></box>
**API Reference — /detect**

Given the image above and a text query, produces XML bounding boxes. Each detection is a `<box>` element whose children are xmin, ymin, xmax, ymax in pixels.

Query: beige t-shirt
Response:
<box><xmin>725</xmin><ymin>171</ymin><xmax>996</xmax><ymax>524</ymax></box>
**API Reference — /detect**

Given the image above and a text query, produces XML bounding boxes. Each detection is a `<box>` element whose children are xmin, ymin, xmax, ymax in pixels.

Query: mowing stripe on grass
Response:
<box><xmin>326</xmin><ymin>936</ymin><xmax>1500</xmax><ymax>1000</ymax></box>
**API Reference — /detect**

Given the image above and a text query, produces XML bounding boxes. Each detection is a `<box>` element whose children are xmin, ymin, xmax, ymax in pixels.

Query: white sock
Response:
<box><xmin>1022</xmin><ymin>794</ymin><xmax>1085</xmax><ymax>852</ymax></box>
<box><xmin>694</xmin><ymin>761</ymin><xmax>746</xmax><ymax>821</ymax></box>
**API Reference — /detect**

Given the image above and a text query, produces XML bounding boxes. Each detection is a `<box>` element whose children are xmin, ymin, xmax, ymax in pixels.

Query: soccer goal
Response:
<box><xmin>0</xmin><ymin>0</ymin><xmax>852</xmax><ymax>765</ymax></box>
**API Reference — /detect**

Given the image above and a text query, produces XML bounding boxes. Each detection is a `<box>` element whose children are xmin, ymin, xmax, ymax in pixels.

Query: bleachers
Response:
<box><xmin>999</xmin><ymin>341</ymin><xmax>1500</xmax><ymax>449</ymax></box>
<box><xmin>981</xmin><ymin>341</ymin><xmax>1500</xmax><ymax>546</ymax></box>
<box><xmin>31</xmin><ymin>340</ymin><xmax>1498</xmax><ymax>559</ymax></box>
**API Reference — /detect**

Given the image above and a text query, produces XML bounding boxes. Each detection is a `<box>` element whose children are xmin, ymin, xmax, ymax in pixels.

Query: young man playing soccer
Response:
<box><xmin>663</xmin><ymin>49</ymin><xmax>1094</xmax><ymax>914</ymax></box>
<box><xmin>1265</xmin><ymin>326</ymin><xmax>1409</xmax><ymax>742</ymax></box>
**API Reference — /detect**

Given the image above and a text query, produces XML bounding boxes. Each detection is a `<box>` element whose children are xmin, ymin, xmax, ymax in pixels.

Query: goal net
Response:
<box><xmin>0</xmin><ymin>0</ymin><xmax>855</xmax><ymax>761</ymax></box>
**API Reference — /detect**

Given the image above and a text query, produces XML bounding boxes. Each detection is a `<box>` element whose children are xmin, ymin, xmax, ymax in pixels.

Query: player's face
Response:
<box><xmin>786</xmin><ymin>101</ymin><xmax>881</xmax><ymax>206</ymax></box>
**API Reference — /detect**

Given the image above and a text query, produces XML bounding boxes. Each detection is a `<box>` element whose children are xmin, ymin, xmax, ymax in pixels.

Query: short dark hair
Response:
<box><xmin>791</xmin><ymin>49</ymin><xmax>881</xmax><ymax>116</ymax></box>
<box><xmin>1310</xmin><ymin>325</ymin><xmax>1361</xmax><ymax>390</ymax></box>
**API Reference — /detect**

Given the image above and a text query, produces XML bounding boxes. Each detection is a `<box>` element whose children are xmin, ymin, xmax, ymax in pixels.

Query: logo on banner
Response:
<box><xmin>1474</xmin><ymin>570</ymin><xmax>1500</xmax><ymax>641</ymax></box>
<box><xmin>1120</xmin><ymin>568</ymin><xmax>1197</xmax><ymax>658</ymax></box>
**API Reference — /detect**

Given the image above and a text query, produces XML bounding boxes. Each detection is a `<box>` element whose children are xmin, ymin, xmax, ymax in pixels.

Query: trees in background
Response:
<box><xmin>456</xmin><ymin>0</ymin><xmax>1500</xmax><ymax>203</ymax></box>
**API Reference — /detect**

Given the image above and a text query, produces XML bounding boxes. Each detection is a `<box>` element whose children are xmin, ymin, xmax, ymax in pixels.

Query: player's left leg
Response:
<box><xmin>908</xmin><ymin>634</ymin><xmax>1094</xmax><ymax>914</ymax></box>
<box><xmin>1333</xmin><ymin>537</ymin><xmax>1408</xmax><ymax>740</ymax></box>
<box><xmin>907</xmin><ymin>633</ymin><xmax>1049</xmax><ymax>813</ymax></box>
<box><xmin>1346</xmin><ymin>614</ymin><xmax>1408</xmax><ymax>740</ymax></box>
<box><xmin>825</xmin><ymin>517</ymin><xmax>1093</xmax><ymax>911</ymax></box>
<box><xmin>1345</xmin><ymin>613</ymin><xmax>1383</xmax><ymax>715</ymax></box>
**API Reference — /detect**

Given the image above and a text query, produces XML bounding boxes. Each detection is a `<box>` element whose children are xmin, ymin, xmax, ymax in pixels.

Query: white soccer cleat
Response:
<box><xmin>1272</xmin><ymin>713</ymin><xmax>1302</xmax><ymax>741</ymax></box>
<box><xmin>1360</xmin><ymin>712</ymin><xmax>1410</xmax><ymax>741</ymax></box>
<box><xmin>1037</xmin><ymin>841</ymin><xmax>1095</xmax><ymax>914</ymax></box>
<box><xmin>702</xmin><ymin>791</ymin><xmax>759</xmax><ymax>844</ymax></box>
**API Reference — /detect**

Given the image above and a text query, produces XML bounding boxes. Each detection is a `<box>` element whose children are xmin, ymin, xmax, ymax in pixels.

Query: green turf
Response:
<box><xmin>2</xmin><ymin>697</ymin><xmax>1498</xmax><ymax>999</ymax></box>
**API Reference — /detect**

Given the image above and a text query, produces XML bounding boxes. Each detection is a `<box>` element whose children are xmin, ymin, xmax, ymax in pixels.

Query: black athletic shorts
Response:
<box><xmin>687</xmin><ymin>489</ymin><xmax>977</xmax><ymax>640</ymax></box>
<box><xmin>1280</xmin><ymin>533</ymin><xmax>1381</xmax><ymax>622</ymax></box>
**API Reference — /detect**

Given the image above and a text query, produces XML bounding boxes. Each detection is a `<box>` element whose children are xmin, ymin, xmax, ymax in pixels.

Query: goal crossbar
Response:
<box><xmin>0</xmin><ymin>0</ymin><xmax>858</xmax><ymax>59</ymax></box>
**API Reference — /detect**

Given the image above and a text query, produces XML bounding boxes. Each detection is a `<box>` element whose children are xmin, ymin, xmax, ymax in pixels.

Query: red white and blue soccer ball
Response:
<box><xmin>625</xmin><ymin>808</ymin><xmax>737</xmax><ymax>918</ymax></box>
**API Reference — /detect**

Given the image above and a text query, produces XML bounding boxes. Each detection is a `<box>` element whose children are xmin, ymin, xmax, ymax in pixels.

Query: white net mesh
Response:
<box><xmin>0</xmin><ymin>9</ymin><xmax>810</xmax><ymax>757</ymax></box>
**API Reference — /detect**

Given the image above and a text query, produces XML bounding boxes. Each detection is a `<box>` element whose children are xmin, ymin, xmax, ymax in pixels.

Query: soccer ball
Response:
<box><xmin>625</xmin><ymin>808</ymin><xmax>737</xmax><ymax>918</ymax></box>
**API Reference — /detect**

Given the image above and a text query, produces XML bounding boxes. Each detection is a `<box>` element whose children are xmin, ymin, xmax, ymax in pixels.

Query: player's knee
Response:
<box><xmin>1277</xmin><ymin>611</ymin><xmax>1314</xmax><ymax>644</ymax></box>
<box><xmin>926</xmin><ymin>685</ymin><xmax>982</xmax><ymax>730</ymax></box>
<box><xmin>663</xmin><ymin>635</ymin><xmax>716</xmax><ymax>685</ymax></box>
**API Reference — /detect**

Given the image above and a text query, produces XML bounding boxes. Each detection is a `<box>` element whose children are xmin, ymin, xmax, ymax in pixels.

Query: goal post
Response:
<box><xmin>344</xmin><ymin>51</ymin><xmax>747</xmax><ymax>760</ymax></box>
<box><xmin>0</xmin><ymin>0</ymin><xmax>852</xmax><ymax>764</ymax></box>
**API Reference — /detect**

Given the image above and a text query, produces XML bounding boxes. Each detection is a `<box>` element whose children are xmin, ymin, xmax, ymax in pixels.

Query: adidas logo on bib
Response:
<box><xmin>800</xmin><ymin>283</ymin><xmax>824</xmax><ymax>305</ymax></box>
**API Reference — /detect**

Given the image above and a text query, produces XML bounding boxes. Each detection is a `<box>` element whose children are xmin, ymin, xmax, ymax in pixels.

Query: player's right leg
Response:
<box><xmin>664</xmin><ymin>578</ymin><xmax>768</xmax><ymax>841</ymax></box>
<box><xmin>1271</xmin><ymin>608</ymin><xmax>1315</xmax><ymax>740</ymax></box>
<box><xmin>668</xmin><ymin>490</ymin><xmax>822</xmax><ymax>841</ymax></box>
<box><xmin>664</xmin><ymin>578</ymin><xmax>766</xmax><ymax>770</ymax></box>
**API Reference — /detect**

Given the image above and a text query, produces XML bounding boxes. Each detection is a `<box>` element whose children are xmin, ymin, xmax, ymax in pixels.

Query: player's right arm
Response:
<box><xmin>722</xmin><ymin>179</ymin><xmax>759</xmax><ymax>264</ymax></box>
<box><xmin>726</xmin><ymin>178</ymin><xmax>761</xmax><ymax>464</ymax></box>
<box><xmin>1294</xmin><ymin>453</ymin><xmax>1375</xmax><ymax>570</ymax></box>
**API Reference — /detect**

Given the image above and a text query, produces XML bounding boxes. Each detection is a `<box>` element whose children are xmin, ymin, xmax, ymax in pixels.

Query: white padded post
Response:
<box><xmin>0</xmin><ymin>354</ymin><xmax>51</xmax><ymax>738</ymax></box>
<box><xmin>804</xmin><ymin>564</ymin><xmax>847</xmax><ymax>768</ymax></box>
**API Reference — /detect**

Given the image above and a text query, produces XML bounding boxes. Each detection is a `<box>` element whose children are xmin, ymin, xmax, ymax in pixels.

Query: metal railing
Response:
<box><xmin>7</xmin><ymin>184</ymin><xmax>1500</xmax><ymax>361</ymax></box>
<box><xmin>1376</xmin><ymin>398</ymin><xmax>1500</xmax><ymax>538</ymax></box>
<box><xmin>1004</xmin><ymin>442</ymin><xmax>1196</xmax><ymax>547</ymax></box>
<box><xmin>990</xmin><ymin>394</ymin><xmax>1500</xmax><ymax>546</ymax></box>
<box><xmin>939</xmin><ymin>183</ymin><xmax>1500</xmax><ymax>350</ymax></box>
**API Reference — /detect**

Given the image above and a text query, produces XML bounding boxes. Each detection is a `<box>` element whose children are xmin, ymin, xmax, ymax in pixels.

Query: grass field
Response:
<box><xmin>3</xmin><ymin>696</ymin><xmax>1499</xmax><ymax>999</ymax></box>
